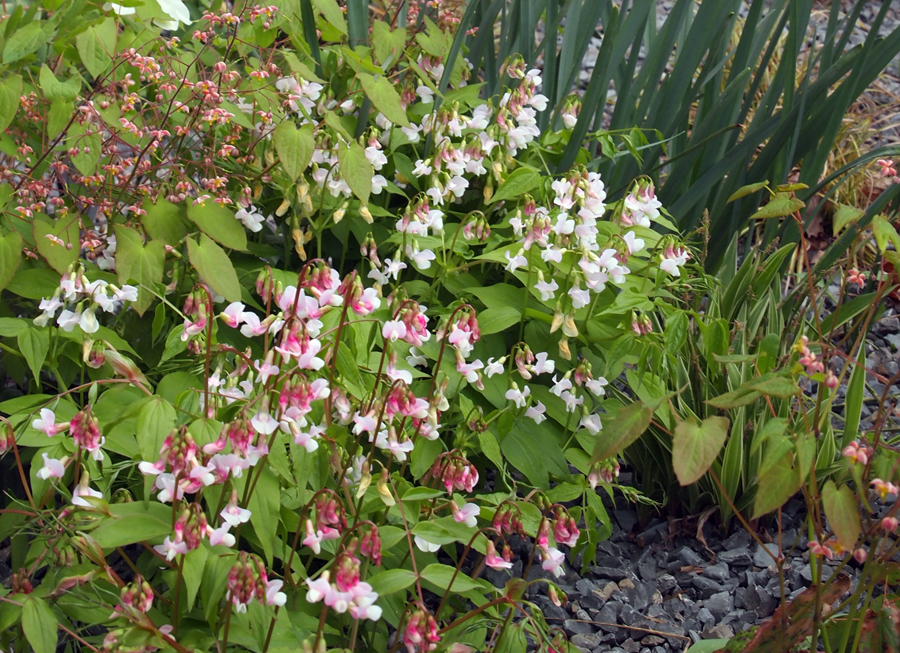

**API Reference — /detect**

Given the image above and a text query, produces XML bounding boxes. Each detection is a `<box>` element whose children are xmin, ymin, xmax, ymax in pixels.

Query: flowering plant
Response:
<box><xmin>0</xmin><ymin>2</ymin><xmax>695</xmax><ymax>651</ymax></box>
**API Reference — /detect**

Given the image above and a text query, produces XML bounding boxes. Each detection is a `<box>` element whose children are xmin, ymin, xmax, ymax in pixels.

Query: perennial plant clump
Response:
<box><xmin>0</xmin><ymin>1</ymin><xmax>701</xmax><ymax>651</ymax></box>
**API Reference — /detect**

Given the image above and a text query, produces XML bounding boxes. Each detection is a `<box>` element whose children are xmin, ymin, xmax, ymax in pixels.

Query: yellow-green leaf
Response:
<box><xmin>672</xmin><ymin>416</ymin><xmax>729</xmax><ymax>486</ymax></box>
<box><xmin>272</xmin><ymin>120</ymin><xmax>314</xmax><ymax>181</ymax></box>
<box><xmin>337</xmin><ymin>140</ymin><xmax>372</xmax><ymax>205</ymax></box>
<box><xmin>0</xmin><ymin>74</ymin><xmax>23</xmax><ymax>132</ymax></box>
<box><xmin>187</xmin><ymin>200</ymin><xmax>247</xmax><ymax>251</ymax></box>
<box><xmin>187</xmin><ymin>235</ymin><xmax>242</xmax><ymax>302</ymax></box>
<box><xmin>33</xmin><ymin>216</ymin><xmax>79</xmax><ymax>274</ymax></box>
<box><xmin>0</xmin><ymin>231</ymin><xmax>22</xmax><ymax>291</ymax></box>
<box><xmin>750</xmin><ymin>193</ymin><xmax>805</xmax><ymax>219</ymax></box>
<box><xmin>359</xmin><ymin>74</ymin><xmax>410</xmax><ymax>126</ymax></box>
<box><xmin>822</xmin><ymin>481</ymin><xmax>860</xmax><ymax>552</ymax></box>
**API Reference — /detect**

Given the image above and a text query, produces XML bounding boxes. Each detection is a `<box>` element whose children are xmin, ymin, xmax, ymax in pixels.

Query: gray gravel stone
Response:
<box><xmin>753</xmin><ymin>543</ymin><xmax>780</xmax><ymax>567</ymax></box>
<box><xmin>702</xmin><ymin>562</ymin><xmax>730</xmax><ymax>582</ymax></box>
<box><xmin>718</xmin><ymin>548</ymin><xmax>753</xmax><ymax>567</ymax></box>
<box><xmin>564</xmin><ymin>619</ymin><xmax>594</xmax><ymax>636</ymax></box>
<box><xmin>704</xmin><ymin>591</ymin><xmax>735</xmax><ymax>622</ymax></box>
<box><xmin>570</xmin><ymin>632</ymin><xmax>603</xmax><ymax>651</ymax></box>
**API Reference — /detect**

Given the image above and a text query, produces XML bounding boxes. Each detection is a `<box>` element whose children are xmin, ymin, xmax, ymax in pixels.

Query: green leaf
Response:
<box><xmin>38</xmin><ymin>65</ymin><xmax>80</xmax><ymax>102</ymax></box>
<box><xmin>843</xmin><ymin>342</ymin><xmax>866</xmax><ymax>447</ymax></box>
<box><xmin>0</xmin><ymin>231</ymin><xmax>22</xmax><ymax>291</ymax></box>
<box><xmin>833</xmin><ymin>204</ymin><xmax>864</xmax><ymax>234</ymax></box>
<box><xmin>477</xmin><ymin>429</ymin><xmax>504</xmax><ymax>470</ymax></box>
<box><xmin>673</xmin><ymin>416</ymin><xmax>729</xmax><ymax>486</ymax></box>
<box><xmin>750</xmin><ymin>193</ymin><xmax>805</xmax><ymax>220</ymax></box>
<box><xmin>488</xmin><ymin>167</ymin><xmax>541</xmax><ymax>205</ymax></box>
<box><xmin>136</xmin><ymin>396</ymin><xmax>175</xmax><ymax>464</ymax></box>
<box><xmin>18</xmin><ymin>327</ymin><xmax>49</xmax><ymax>382</ymax></box>
<box><xmin>822</xmin><ymin>481</ymin><xmax>860</xmax><ymax>552</ymax></box>
<box><xmin>752</xmin><ymin>455</ymin><xmax>800</xmax><ymax>519</ymax></box>
<box><xmin>272</xmin><ymin>121</ymin><xmax>314</xmax><ymax>181</ymax></box>
<box><xmin>75</xmin><ymin>18</ymin><xmax>116</xmax><ymax>77</ymax></box>
<box><xmin>664</xmin><ymin>311</ymin><xmax>688</xmax><ymax>356</ymax></box>
<box><xmin>401</xmin><ymin>487</ymin><xmax>444</xmax><ymax>502</ymax></box>
<box><xmin>591</xmin><ymin>400</ymin><xmax>653</xmax><ymax>463</ymax></box>
<box><xmin>371</xmin><ymin>21</ymin><xmax>406</xmax><ymax>66</ymax></box>
<box><xmin>872</xmin><ymin>214</ymin><xmax>900</xmax><ymax>254</ymax></box>
<box><xmin>3</xmin><ymin>22</ymin><xmax>47</xmax><ymax>63</ymax></box>
<box><xmin>0</xmin><ymin>74</ymin><xmax>23</xmax><ymax>132</ymax></box>
<box><xmin>359</xmin><ymin>74</ymin><xmax>410</xmax><ymax>126</ymax></box>
<box><xmin>115</xmin><ymin>226</ymin><xmax>164</xmax><ymax>315</ymax></box>
<box><xmin>312</xmin><ymin>0</ymin><xmax>347</xmax><ymax>34</ymax></box>
<box><xmin>187</xmin><ymin>235</ymin><xmax>242</xmax><ymax>302</ymax></box>
<box><xmin>182</xmin><ymin>545</ymin><xmax>208</xmax><ymax>612</ymax></box>
<box><xmin>707</xmin><ymin>372</ymin><xmax>799</xmax><ymax>408</ymax></box>
<box><xmin>727</xmin><ymin>180</ymin><xmax>769</xmax><ymax>202</ymax></box>
<box><xmin>337</xmin><ymin>141</ymin><xmax>372</xmax><ymax>204</ymax></box>
<box><xmin>33</xmin><ymin>216</ymin><xmax>79</xmax><ymax>274</ymax></box>
<box><xmin>248</xmin><ymin>466</ymin><xmax>280</xmax><ymax>565</ymax></box>
<box><xmin>91</xmin><ymin>502</ymin><xmax>173</xmax><ymax>547</ymax></box>
<box><xmin>187</xmin><ymin>201</ymin><xmax>247</xmax><ymax>251</ymax></box>
<box><xmin>501</xmin><ymin>419</ymin><xmax>568</xmax><ymax>489</ymax></box>
<box><xmin>368</xmin><ymin>569</ymin><xmax>416</xmax><ymax>596</ymax></box>
<box><xmin>47</xmin><ymin>99</ymin><xmax>72</xmax><ymax>139</ymax></box>
<box><xmin>22</xmin><ymin>596</ymin><xmax>57</xmax><ymax>653</ymax></box>
<box><xmin>420</xmin><ymin>563</ymin><xmax>484</xmax><ymax>592</ymax></box>
<box><xmin>477</xmin><ymin>306</ymin><xmax>520</xmax><ymax>335</ymax></box>
<box><xmin>143</xmin><ymin>197</ymin><xmax>188</xmax><ymax>246</ymax></box>
<box><xmin>750</xmin><ymin>418</ymin><xmax>788</xmax><ymax>455</ymax></box>
<box><xmin>67</xmin><ymin>122</ymin><xmax>101</xmax><ymax>176</ymax></box>
<box><xmin>0</xmin><ymin>317</ymin><xmax>27</xmax><ymax>337</ymax></box>
<box><xmin>759</xmin><ymin>435</ymin><xmax>794</xmax><ymax>478</ymax></box>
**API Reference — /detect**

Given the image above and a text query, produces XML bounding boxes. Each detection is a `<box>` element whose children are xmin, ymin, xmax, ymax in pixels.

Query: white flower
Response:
<box><xmin>580</xmin><ymin>414</ymin><xmax>603</xmax><ymax>435</ymax></box>
<box><xmin>485</xmin><ymin>357</ymin><xmax>505</xmax><ymax>377</ymax></box>
<box><xmin>236</xmin><ymin>206</ymin><xmax>266</xmax><ymax>232</ymax></box>
<box><xmin>452</xmin><ymin>502</ymin><xmax>480</xmax><ymax>528</ymax></box>
<box><xmin>504</xmin><ymin>250</ymin><xmax>528</xmax><ymax>273</ymax></box>
<box><xmin>414</xmin><ymin>536</ymin><xmax>441</xmax><ymax>553</ymax></box>
<box><xmin>37</xmin><ymin>453</ymin><xmax>65</xmax><ymax>479</ymax></box>
<box><xmin>155</xmin><ymin>0</ymin><xmax>191</xmax><ymax>28</ymax></box>
<box><xmin>623</xmin><ymin>231</ymin><xmax>645</xmax><ymax>254</ymax></box>
<box><xmin>505</xmin><ymin>385</ymin><xmax>531</xmax><ymax>408</ymax></box>
<box><xmin>586</xmin><ymin>377</ymin><xmax>608</xmax><ymax>396</ymax></box>
<box><xmin>535</xmin><ymin>279</ymin><xmax>558</xmax><ymax>301</ymax></box>
<box><xmin>525</xmin><ymin>402</ymin><xmax>547</xmax><ymax>424</ymax></box>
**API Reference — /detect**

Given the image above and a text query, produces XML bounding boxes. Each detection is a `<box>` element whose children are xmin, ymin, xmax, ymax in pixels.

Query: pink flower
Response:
<box><xmin>37</xmin><ymin>453</ymin><xmax>66</xmax><ymax>479</ymax></box>
<box><xmin>208</xmin><ymin>524</ymin><xmax>236</xmax><ymax>547</ymax></box>
<box><xmin>220</xmin><ymin>302</ymin><xmax>246</xmax><ymax>328</ymax></box>
<box><xmin>265</xmin><ymin>579</ymin><xmax>286</xmax><ymax>606</ymax></box>
<box><xmin>541</xmin><ymin>546</ymin><xmax>566</xmax><ymax>577</ymax></box>
<box><xmin>220</xmin><ymin>497</ymin><xmax>251</xmax><ymax>528</ymax></box>
<box><xmin>808</xmin><ymin>539</ymin><xmax>834</xmax><ymax>560</ymax></box>
<box><xmin>882</xmin><ymin>516</ymin><xmax>898</xmax><ymax>532</ymax></box>
<box><xmin>303</xmin><ymin>520</ymin><xmax>325</xmax><ymax>554</ymax></box>
<box><xmin>452</xmin><ymin>501</ymin><xmax>480</xmax><ymax>528</ymax></box>
<box><xmin>382</xmin><ymin>320</ymin><xmax>407</xmax><ymax>342</ymax></box>
<box><xmin>485</xmin><ymin>540</ymin><xmax>512</xmax><ymax>570</ymax></box>
<box><xmin>32</xmin><ymin>409</ymin><xmax>68</xmax><ymax>437</ymax></box>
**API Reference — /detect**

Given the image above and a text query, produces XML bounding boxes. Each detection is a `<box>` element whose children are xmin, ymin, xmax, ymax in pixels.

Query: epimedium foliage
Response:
<box><xmin>0</xmin><ymin>1</ymin><xmax>697</xmax><ymax>652</ymax></box>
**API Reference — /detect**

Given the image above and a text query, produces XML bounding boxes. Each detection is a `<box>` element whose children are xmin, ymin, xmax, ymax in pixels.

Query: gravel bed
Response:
<box><xmin>478</xmin><ymin>491</ymin><xmax>878</xmax><ymax>653</ymax></box>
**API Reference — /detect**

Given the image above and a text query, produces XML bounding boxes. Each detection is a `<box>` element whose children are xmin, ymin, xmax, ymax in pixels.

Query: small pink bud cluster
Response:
<box><xmin>630</xmin><ymin>311</ymin><xmax>653</xmax><ymax>336</ymax></box>
<box><xmin>119</xmin><ymin>576</ymin><xmax>154</xmax><ymax>615</ymax></box>
<box><xmin>794</xmin><ymin>336</ymin><xmax>824</xmax><ymax>375</ymax></box>
<box><xmin>180</xmin><ymin>290</ymin><xmax>209</xmax><ymax>354</ymax></box>
<box><xmin>226</xmin><ymin>552</ymin><xmax>286</xmax><ymax>613</ymax></box>
<box><xmin>551</xmin><ymin>507</ymin><xmax>581</xmax><ymax>547</ymax></box>
<box><xmin>429</xmin><ymin>452</ymin><xmax>479</xmax><ymax>493</ymax></box>
<box><xmin>70</xmin><ymin>406</ymin><xmax>105</xmax><ymax>461</ymax></box>
<box><xmin>403</xmin><ymin>605</ymin><xmax>440</xmax><ymax>653</ymax></box>
<box><xmin>359</xmin><ymin>524</ymin><xmax>382</xmax><ymax>567</ymax></box>
<box><xmin>0</xmin><ymin>420</ymin><xmax>14</xmax><ymax>456</ymax></box>
<box><xmin>160</xmin><ymin>504</ymin><xmax>208</xmax><ymax>561</ymax></box>
<box><xmin>536</xmin><ymin>520</ymin><xmax>566</xmax><ymax>578</ymax></box>
<box><xmin>492</xmin><ymin>504</ymin><xmax>525</xmax><ymax>538</ymax></box>
<box><xmin>462</xmin><ymin>214</ymin><xmax>491</xmax><ymax>242</ymax></box>
<box><xmin>589</xmin><ymin>457</ymin><xmax>620</xmax><ymax>488</ymax></box>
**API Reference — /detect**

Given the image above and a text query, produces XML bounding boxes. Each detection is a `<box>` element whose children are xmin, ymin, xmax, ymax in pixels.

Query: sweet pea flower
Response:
<box><xmin>452</xmin><ymin>501</ymin><xmax>480</xmax><ymax>528</ymax></box>
<box><xmin>37</xmin><ymin>454</ymin><xmax>66</xmax><ymax>479</ymax></box>
<box><xmin>32</xmin><ymin>409</ymin><xmax>68</xmax><ymax>437</ymax></box>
